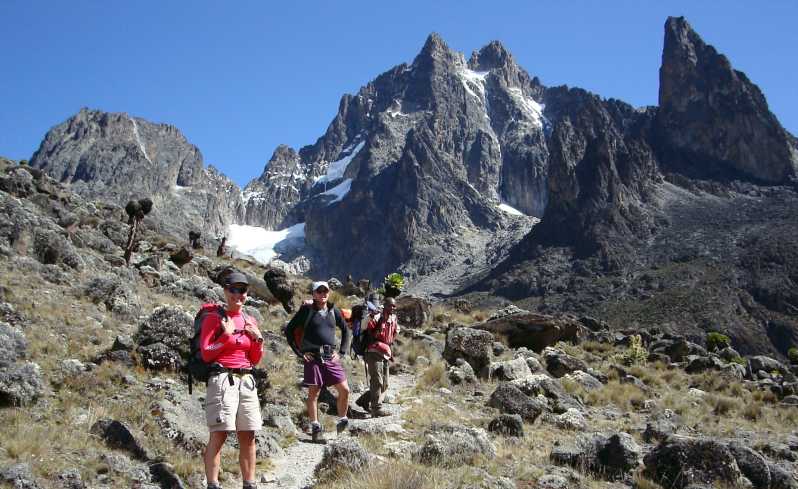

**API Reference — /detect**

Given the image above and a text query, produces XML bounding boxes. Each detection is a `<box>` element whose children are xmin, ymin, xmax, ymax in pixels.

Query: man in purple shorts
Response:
<box><xmin>284</xmin><ymin>281</ymin><xmax>351</xmax><ymax>441</ymax></box>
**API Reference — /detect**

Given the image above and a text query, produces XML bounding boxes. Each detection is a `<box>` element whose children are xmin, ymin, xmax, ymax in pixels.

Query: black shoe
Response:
<box><xmin>336</xmin><ymin>417</ymin><xmax>349</xmax><ymax>434</ymax></box>
<box><xmin>243</xmin><ymin>481</ymin><xmax>258</xmax><ymax>489</ymax></box>
<box><xmin>311</xmin><ymin>423</ymin><xmax>324</xmax><ymax>443</ymax></box>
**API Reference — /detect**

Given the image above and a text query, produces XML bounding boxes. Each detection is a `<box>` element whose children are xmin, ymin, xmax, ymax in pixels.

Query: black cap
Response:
<box><xmin>224</xmin><ymin>271</ymin><xmax>249</xmax><ymax>286</ymax></box>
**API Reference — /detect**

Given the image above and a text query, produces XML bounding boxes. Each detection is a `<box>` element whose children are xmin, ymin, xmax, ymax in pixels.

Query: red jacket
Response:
<box><xmin>366</xmin><ymin>313</ymin><xmax>398</xmax><ymax>359</ymax></box>
<box><xmin>200</xmin><ymin>309</ymin><xmax>263</xmax><ymax>368</ymax></box>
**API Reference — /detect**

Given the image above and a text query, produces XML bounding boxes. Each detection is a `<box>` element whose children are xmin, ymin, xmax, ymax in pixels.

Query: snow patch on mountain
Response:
<box><xmin>129</xmin><ymin>116</ymin><xmax>153</xmax><ymax>165</ymax></box>
<box><xmin>321</xmin><ymin>178</ymin><xmax>352</xmax><ymax>205</ymax></box>
<box><xmin>226</xmin><ymin>222</ymin><xmax>305</xmax><ymax>264</ymax></box>
<box><xmin>507</xmin><ymin>87</ymin><xmax>546</xmax><ymax>128</ymax></box>
<box><xmin>459</xmin><ymin>68</ymin><xmax>489</xmax><ymax>100</ymax></box>
<box><xmin>314</xmin><ymin>141</ymin><xmax>365</xmax><ymax>186</ymax></box>
<box><xmin>498</xmin><ymin>202</ymin><xmax>525</xmax><ymax>216</ymax></box>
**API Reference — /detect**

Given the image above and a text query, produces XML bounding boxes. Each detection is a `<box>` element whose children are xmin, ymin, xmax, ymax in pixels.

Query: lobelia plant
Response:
<box><xmin>381</xmin><ymin>272</ymin><xmax>405</xmax><ymax>298</ymax></box>
<box><xmin>623</xmin><ymin>334</ymin><xmax>647</xmax><ymax>366</ymax></box>
<box><xmin>123</xmin><ymin>198</ymin><xmax>153</xmax><ymax>266</ymax></box>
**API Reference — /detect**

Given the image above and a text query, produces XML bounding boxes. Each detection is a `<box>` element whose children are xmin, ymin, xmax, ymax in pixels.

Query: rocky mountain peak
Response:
<box><xmin>656</xmin><ymin>16</ymin><xmax>798</xmax><ymax>183</ymax></box>
<box><xmin>413</xmin><ymin>32</ymin><xmax>460</xmax><ymax>71</ymax></box>
<box><xmin>468</xmin><ymin>40</ymin><xmax>514</xmax><ymax>71</ymax></box>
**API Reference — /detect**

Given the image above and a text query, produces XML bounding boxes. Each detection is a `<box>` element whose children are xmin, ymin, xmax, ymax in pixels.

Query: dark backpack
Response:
<box><xmin>187</xmin><ymin>303</ymin><xmax>225</xmax><ymax>394</ymax></box>
<box><xmin>349</xmin><ymin>304</ymin><xmax>373</xmax><ymax>357</ymax></box>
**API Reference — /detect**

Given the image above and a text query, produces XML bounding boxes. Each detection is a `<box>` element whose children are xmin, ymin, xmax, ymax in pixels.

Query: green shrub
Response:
<box><xmin>706</xmin><ymin>331</ymin><xmax>731</xmax><ymax>352</ymax></box>
<box><xmin>788</xmin><ymin>347</ymin><xmax>798</xmax><ymax>364</ymax></box>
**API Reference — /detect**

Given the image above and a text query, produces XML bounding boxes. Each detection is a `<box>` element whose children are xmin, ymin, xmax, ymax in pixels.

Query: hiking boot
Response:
<box><xmin>311</xmin><ymin>422</ymin><xmax>324</xmax><ymax>443</ymax></box>
<box><xmin>243</xmin><ymin>481</ymin><xmax>258</xmax><ymax>489</ymax></box>
<box><xmin>371</xmin><ymin>407</ymin><xmax>390</xmax><ymax>418</ymax></box>
<box><xmin>355</xmin><ymin>393</ymin><xmax>370</xmax><ymax>410</ymax></box>
<box><xmin>336</xmin><ymin>417</ymin><xmax>349</xmax><ymax>434</ymax></box>
<box><xmin>206</xmin><ymin>483</ymin><xmax>222</xmax><ymax>489</ymax></box>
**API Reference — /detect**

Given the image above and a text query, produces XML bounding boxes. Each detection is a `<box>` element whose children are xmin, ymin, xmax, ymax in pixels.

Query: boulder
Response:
<box><xmin>487</xmin><ymin>414</ymin><xmax>524</xmax><ymax>437</ymax></box>
<box><xmin>551</xmin><ymin>432</ymin><xmax>641</xmax><ymax>479</ymax></box>
<box><xmin>448</xmin><ymin>358</ymin><xmax>476</xmax><ymax>385</ymax></box>
<box><xmin>263</xmin><ymin>267</ymin><xmax>296</xmax><ymax>313</ymax></box>
<box><xmin>90</xmin><ymin>419</ymin><xmax>151</xmax><ymax>461</ymax></box>
<box><xmin>551</xmin><ymin>408</ymin><xmax>588</xmax><ymax>431</ymax></box>
<box><xmin>643</xmin><ymin>410</ymin><xmax>682</xmax><ymax>442</ymax></box>
<box><xmin>563</xmin><ymin>370</ymin><xmax>603</xmax><ymax>391</ymax></box>
<box><xmin>56</xmin><ymin>468</ymin><xmax>85</xmax><ymax>489</ymax></box>
<box><xmin>511</xmin><ymin>374</ymin><xmax>583</xmax><ymax>414</ymax></box>
<box><xmin>0</xmin><ymin>362</ymin><xmax>45</xmax><ymax>406</ymax></box>
<box><xmin>474</xmin><ymin>313</ymin><xmax>585</xmax><ymax>351</ymax></box>
<box><xmin>643</xmin><ymin>436</ymin><xmax>744</xmax><ymax>489</ymax></box>
<box><xmin>0</xmin><ymin>321</ymin><xmax>27</xmax><ymax>367</ymax></box>
<box><xmin>1</xmin><ymin>463</ymin><xmax>41</xmax><ymax>489</ymax></box>
<box><xmin>414</xmin><ymin>424</ymin><xmax>496</xmax><ymax>466</ymax></box>
<box><xmin>769</xmin><ymin>463</ymin><xmax>798</xmax><ymax>489</ymax></box>
<box><xmin>135</xmin><ymin>306</ymin><xmax>193</xmax><ymax>363</ymax></box>
<box><xmin>651</xmin><ymin>338</ymin><xmax>707</xmax><ymax>362</ymax></box>
<box><xmin>443</xmin><ymin>327</ymin><xmax>494</xmax><ymax>374</ymax></box>
<box><xmin>749</xmin><ymin>356</ymin><xmax>787</xmax><ymax>376</ymax></box>
<box><xmin>169</xmin><ymin>246</ymin><xmax>193</xmax><ymax>267</ymax></box>
<box><xmin>487</xmin><ymin>383</ymin><xmax>545</xmax><ymax>422</ymax></box>
<box><xmin>83</xmin><ymin>274</ymin><xmax>140</xmax><ymax>318</ymax></box>
<box><xmin>543</xmin><ymin>348</ymin><xmax>590</xmax><ymax>378</ymax></box>
<box><xmin>315</xmin><ymin>439</ymin><xmax>370</xmax><ymax>476</ymax></box>
<box><xmin>685</xmin><ymin>355</ymin><xmax>726</xmax><ymax>374</ymax></box>
<box><xmin>484</xmin><ymin>357</ymin><xmax>532</xmax><ymax>381</ymax></box>
<box><xmin>395</xmin><ymin>295</ymin><xmax>432</xmax><ymax>328</ymax></box>
<box><xmin>727</xmin><ymin>442</ymin><xmax>771</xmax><ymax>489</ymax></box>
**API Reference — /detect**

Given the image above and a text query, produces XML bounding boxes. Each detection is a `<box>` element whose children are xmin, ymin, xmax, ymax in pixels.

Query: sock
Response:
<box><xmin>339</xmin><ymin>416</ymin><xmax>348</xmax><ymax>422</ymax></box>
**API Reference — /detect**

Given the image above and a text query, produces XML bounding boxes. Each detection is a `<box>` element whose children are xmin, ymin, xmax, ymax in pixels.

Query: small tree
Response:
<box><xmin>788</xmin><ymin>347</ymin><xmax>798</xmax><ymax>365</ymax></box>
<box><xmin>123</xmin><ymin>197</ymin><xmax>153</xmax><ymax>265</ymax></box>
<box><xmin>706</xmin><ymin>331</ymin><xmax>731</xmax><ymax>352</ymax></box>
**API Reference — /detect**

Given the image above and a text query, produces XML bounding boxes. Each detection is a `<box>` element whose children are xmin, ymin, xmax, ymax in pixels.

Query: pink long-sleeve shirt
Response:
<box><xmin>199</xmin><ymin>309</ymin><xmax>263</xmax><ymax>368</ymax></box>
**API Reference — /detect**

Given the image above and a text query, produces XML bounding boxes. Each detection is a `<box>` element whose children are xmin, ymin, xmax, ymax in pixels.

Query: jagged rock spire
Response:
<box><xmin>656</xmin><ymin>16</ymin><xmax>798</xmax><ymax>183</ymax></box>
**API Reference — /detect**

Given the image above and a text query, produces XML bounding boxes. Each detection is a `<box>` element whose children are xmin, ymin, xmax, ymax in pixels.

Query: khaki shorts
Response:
<box><xmin>205</xmin><ymin>373</ymin><xmax>262</xmax><ymax>432</ymax></box>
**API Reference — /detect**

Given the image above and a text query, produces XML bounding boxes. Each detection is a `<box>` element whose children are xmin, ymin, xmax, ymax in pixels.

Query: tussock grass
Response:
<box><xmin>319</xmin><ymin>460</ymin><xmax>451</xmax><ymax>489</ymax></box>
<box><xmin>430</xmin><ymin>305</ymin><xmax>487</xmax><ymax>326</ymax></box>
<box><xmin>416</xmin><ymin>361</ymin><xmax>450</xmax><ymax>391</ymax></box>
<box><xmin>584</xmin><ymin>381</ymin><xmax>648</xmax><ymax>410</ymax></box>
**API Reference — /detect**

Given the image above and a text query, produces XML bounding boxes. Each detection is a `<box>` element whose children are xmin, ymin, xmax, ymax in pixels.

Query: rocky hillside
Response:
<box><xmin>1</xmin><ymin>161</ymin><xmax>797</xmax><ymax>488</ymax></box>
<box><xmin>29</xmin><ymin>108</ymin><xmax>245</xmax><ymax>238</ymax></box>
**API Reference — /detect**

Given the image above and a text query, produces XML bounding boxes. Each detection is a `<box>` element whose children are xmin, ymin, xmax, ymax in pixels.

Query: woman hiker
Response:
<box><xmin>199</xmin><ymin>271</ymin><xmax>264</xmax><ymax>489</ymax></box>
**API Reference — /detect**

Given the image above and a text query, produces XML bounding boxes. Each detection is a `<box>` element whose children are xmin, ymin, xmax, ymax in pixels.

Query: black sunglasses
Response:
<box><xmin>227</xmin><ymin>285</ymin><xmax>248</xmax><ymax>294</ymax></box>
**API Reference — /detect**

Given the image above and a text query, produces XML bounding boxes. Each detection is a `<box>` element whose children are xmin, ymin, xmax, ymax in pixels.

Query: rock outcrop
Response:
<box><xmin>655</xmin><ymin>17</ymin><xmax>798</xmax><ymax>184</ymax></box>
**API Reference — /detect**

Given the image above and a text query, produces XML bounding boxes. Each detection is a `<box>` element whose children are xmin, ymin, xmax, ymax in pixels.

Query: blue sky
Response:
<box><xmin>1</xmin><ymin>1</ymin><xmax>796</xmax><ymax>187</ymax></box>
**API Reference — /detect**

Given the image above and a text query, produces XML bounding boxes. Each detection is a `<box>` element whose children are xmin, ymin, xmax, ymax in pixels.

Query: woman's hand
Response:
<box><xmin>221</xmin><ymin>317</ymin><xmax>236</xmax><ymax>336</ymax></box>
<box><xmin>243</xmin><ymin>323</ymin><xmax>263</xmax><ymax>342</ymax></box>
<box><xmin>303</xmin><ymin>352</ymin><xmax>315</xmax><ymax>362</ymax></box>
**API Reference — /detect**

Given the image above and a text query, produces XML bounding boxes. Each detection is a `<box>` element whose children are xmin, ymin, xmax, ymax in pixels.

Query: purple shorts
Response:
<box><xmin>303</xmin><ymin>356</ymin><xmax>347</xmax><ymax>387</ymax></box>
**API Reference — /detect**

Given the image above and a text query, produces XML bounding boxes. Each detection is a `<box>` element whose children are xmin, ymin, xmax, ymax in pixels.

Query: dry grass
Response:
<box><xmin>430</xmin><ymin>305</ymin><xmax>487</xmax><ymax>326</ymax></box>
<box><xmin>320</xmin><ymin>460</ymin><xmax>456</xmax><ymax>489</ymax></box>
<box><xmin>416</xmin><ymin>361</ymin><xmax>450</xmax><ymax>391</ymax></box>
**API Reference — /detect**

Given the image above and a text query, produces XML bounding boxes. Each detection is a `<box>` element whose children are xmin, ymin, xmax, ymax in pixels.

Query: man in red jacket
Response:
<box><xmin>364</xmin><ymin>297</ymin><xmax>399</xmax><ymax>417</ymax></box>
